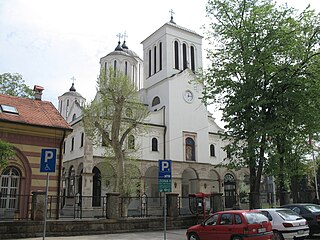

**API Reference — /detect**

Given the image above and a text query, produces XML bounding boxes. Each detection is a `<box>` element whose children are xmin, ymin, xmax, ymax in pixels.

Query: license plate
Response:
<box><xmin>258</xmin><ymin>228</ymin><xmax>266</xmax><ymax>233</ymax></box>
<box><xmin>298</xmin><ymin>230</ymin><xmax>304</xmax><ymax>235</ymax></box>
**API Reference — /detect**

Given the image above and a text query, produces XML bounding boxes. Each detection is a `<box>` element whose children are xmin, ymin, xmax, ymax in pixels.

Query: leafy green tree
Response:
<box><xmin>83</xmin><ymin>67</ymin><xmax>149</xmax><ymax>215</ymax></box>
<box><xmin>201</xmin><ymin>0</ymin><xmax>320</xmax><ymax>208</ymax></box>
<box><xmin>0</xmin><ymin>73</ymin><xmax>34</xmax><ymax>98</ymax></box>
<box><xmin>0</xmin><ymin>139</ymin><xmax>14</xmax><ymax>169</ymax></box>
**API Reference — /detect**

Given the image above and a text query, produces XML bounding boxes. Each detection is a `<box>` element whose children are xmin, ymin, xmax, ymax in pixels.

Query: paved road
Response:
<box><xmin>10</xmin><ymin>229</ymin><xmax>187</xmax><ymax>240</ymax></box>
<box><xmin>10</xmin><ymin>230</ymin><xmax>320</xmax><ymax>240</ymax></box>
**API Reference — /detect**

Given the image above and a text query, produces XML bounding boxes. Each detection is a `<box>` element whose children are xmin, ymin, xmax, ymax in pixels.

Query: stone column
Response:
<box><xmin>81</xmin><ymin>172</ymin><xmax>94</xmax><ymax>209</ymax></box>
<box><xmin>212</xmin><ymin>193</ymin><xmax>223</xmax><ymax>213</ymax></box>
<box><xmin>166</xmin><ymin>193</ymin><xmax>179</xmax><ymax>217</ymax></box>
<box><xmin>31</xmin><ymin>192</ymin><xmax>46</xmax><ymax>221</ymax></box>
<box><xmin>106</xmin><ymin>193</ymin><xmax>120</xmax><ymax>219</ymax></box>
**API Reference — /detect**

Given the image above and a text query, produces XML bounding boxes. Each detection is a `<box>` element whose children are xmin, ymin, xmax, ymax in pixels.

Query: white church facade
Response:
<box><xmin>58</xmin><ymin>17</ymin><xmax>249</xmax><ymax>210</ymax></box>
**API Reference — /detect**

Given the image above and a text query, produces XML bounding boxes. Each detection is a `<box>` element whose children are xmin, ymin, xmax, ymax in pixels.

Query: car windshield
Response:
<box><xmin>304</xmin><ymin>205</ymin><xmax>320</xmax><ymax>212</ymax></box>
<box><xmin>244</xmin><ymin>212</ymin><xmax>268</xmax><ymax>224</ymax></box>
<box><xmin>276</xmin><ymin>209</ymin><xmax>303</xmax><ymax>221</ymax></box>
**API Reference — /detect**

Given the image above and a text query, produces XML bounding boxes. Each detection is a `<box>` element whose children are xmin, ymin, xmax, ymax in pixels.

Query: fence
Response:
<box><xmin>0</xmin><ymin>193</ymin><xmax>32</xmax><ymax>220</ymax></box>
<box><xmin>0</xmin><ymin>192</ymin><xmax>226</xmax><ymax>220</ymax></box>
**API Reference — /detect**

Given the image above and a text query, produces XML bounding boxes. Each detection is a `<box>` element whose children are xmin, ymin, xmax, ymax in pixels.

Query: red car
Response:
<box><xmin>186</xmin><ymin>210</ymin><xmax>273</xmax><ymax>240</ymax></box>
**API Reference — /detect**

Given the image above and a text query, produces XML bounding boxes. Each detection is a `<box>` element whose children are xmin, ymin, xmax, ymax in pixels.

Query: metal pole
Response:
<box><xmin>164</xmin><ymin>192</ymin><xmax>166</xmax><ymax>240</ymax></box>
<box><xmin>312</xmin><ymin>148</ymin><xmax>319</xmax><ymax>199</ymax></box>
<box><xmin>43</xmin><ymin>173</ymin><xmax>49</xmax><ymax>240</ymax></box>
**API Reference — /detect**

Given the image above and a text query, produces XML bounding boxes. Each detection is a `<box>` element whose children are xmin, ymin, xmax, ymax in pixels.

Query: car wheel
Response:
<box><xmin>231</xmin><ymin>236</ymin><xmax>242</xmax><ymax>240</ymax></box>
<box><xmin>272</xmin><ymin>230</ymin><xmax>284</xmax><ymax>240</ymax></box>
<box><xmin>188</xmin><ymin>232</ymin><xmax>200</xmax><ymax>240</ymax></box>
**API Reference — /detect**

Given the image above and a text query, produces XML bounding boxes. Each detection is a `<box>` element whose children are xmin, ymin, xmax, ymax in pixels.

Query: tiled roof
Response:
<box><xmin>0</xmin><ymin>94</ymin><xmax>72</xmax><ymax>130</ymax></box>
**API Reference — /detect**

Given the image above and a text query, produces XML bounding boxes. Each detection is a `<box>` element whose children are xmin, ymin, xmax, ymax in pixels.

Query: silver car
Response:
<box><xmin>258</xmin><ymin>208</ymin><xmax>309</xmax><ymax>240</ymax></box>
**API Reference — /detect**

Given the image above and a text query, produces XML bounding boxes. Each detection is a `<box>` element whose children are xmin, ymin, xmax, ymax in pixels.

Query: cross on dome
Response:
<box><xmin>122</xmin><ymin>31</ymin><xmax>129</xmax><ymax>49</ymax></box>
<box><xmin>169</xmin><ymin>9</ymin><xmax>176</xmax><ymax>24</ymax></box>
<box><xmin>69</xmin><ymin>77</ymin><xmax>76</xmax><ymax>92</ymax></box>
<box><xmin>116</xmin><ymin>33</ymin><xmax>123</xmax><ymax>42</ymax></box>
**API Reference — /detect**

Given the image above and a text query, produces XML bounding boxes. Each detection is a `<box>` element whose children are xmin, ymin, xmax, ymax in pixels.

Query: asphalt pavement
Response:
<box><xmin>10</xmin><ymin>229</ymin><xmax>187</xmax><ymax>240</ymax></box>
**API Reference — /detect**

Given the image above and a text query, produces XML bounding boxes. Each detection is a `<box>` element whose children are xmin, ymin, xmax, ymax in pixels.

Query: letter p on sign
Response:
<box><xmin>161</xmin><ymin>161</ymin><xmax>170</xmax><ymax>172</ymax></box>
<box><xmin>40</xmin><ymin>149</ymin><xmax>57</xmax><ymax>173</ymax></box>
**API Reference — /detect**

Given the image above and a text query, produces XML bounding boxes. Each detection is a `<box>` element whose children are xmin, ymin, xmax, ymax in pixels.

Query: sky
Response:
<box><xmin>1</xmin><ymin>0</ymin><xmax>320</xmax><ymax>127</ymax></box>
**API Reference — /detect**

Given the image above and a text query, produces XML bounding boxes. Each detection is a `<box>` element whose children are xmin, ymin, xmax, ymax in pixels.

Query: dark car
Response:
<box><xmin>281</xmin><ymin>203</ymin><xmax>320</xmax><ymax>236</ymax></box>
<box><xmin>186</xmin><ymin>210</ymin><xmax>273</xmax><ymax>240</ymax></box>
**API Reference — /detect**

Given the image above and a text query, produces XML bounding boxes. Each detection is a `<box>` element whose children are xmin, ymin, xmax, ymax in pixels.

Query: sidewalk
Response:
<box><xmin>11</xmin><ymin>229</ymin><xmax>187</xmax><ymax>240</ymax></box>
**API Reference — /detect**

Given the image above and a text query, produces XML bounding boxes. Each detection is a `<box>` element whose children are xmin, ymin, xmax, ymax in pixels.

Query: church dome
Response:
<box><xmin>105</xmin><ymin>41</ymin><xmax>140</xmax><ymax>59</ymax></box>
<box><xmin>61</xmin><ymin>83</ymin><xmax>83</xmax><ymax>98</ymax></box>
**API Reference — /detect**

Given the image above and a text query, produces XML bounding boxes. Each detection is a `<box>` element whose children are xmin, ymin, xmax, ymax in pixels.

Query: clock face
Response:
<box><xmin>184</xmin><ymin>90</ymin><xmax>194</xmax><ymax>102</ymax></box>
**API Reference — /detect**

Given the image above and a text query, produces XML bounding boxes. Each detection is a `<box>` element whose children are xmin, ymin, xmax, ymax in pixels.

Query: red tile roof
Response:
<box><xmin>0</xmin><ymin>94</ymin><xmax>72</xmax><ymax>130</ymax></box>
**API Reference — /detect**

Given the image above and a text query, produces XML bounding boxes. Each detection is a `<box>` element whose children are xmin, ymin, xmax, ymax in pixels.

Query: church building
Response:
<box><xmin>59</xmin><ymin>16</ymin><xmax>249</xmax><ymax>212</ymax></box>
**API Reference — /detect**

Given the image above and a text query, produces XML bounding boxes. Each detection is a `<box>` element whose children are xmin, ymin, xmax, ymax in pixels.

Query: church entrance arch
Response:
<box><xmin>92</xmin><ymin>167</ymin><xmax>101</xmax><ymax>207</ymax></box>
<box><xmin>77</xmin><ymin>164</ymin><xmax>83</xmax><ymax>196</ymax></box>
<box><xmin>144</xmin><ymin>166</ymin><xmax>158</xmax><ymax>197</ymax></box>
<box><xmin>209</xmin><ymin>170</ymin><xmax>220</xmax><ymax>192</ymax></box>
<box><xmin>224</xmin><ymin>173</ymin><xmax>236</xmax><ymax>208</ymax></box>
<box><xmin>181</xmin><ymin>168</ymin><xmax>199</xmax><ymax>197</ymax></box>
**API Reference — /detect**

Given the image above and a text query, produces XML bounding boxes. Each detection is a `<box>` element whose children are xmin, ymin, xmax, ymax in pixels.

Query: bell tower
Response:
<box><xmin>141</xmin><ymin>12</ymin><xmax>203</xmax><ymax>89</ymax></box>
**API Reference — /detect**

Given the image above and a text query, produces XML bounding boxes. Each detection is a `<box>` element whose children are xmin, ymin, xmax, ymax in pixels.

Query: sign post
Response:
<box><xmin>158</xmin><ymin>160</ymin><xmax>172</xmax><ymax>240</ymax></box>
<box><xmin>40</xmin><ymin>149</ymin><xmax>56</xmax><ymax>240</ymax></box>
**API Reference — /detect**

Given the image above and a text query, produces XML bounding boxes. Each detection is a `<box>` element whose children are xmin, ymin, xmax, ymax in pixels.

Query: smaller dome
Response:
<box><xmin>115</xmin><ymin>41</ymin><xmax>123</xmax><ymax>51</ymax></box>
<box><xmin>69</xmin><ymin>83</ymin><xmax>76</xmax><ymax>92</ymax></box>
<box><xmin>122</xmin><ymin>41</ymin><xmax>128</xmax><ymax>49</ymax></box>
<box><xmin>61</xmin><ymin>83</ymin><xmax>84</xmax><ymax>98</ymax></box>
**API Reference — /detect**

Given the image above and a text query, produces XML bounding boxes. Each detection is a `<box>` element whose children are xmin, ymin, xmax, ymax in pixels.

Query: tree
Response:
<box><xmin>0</xmin><ymin>139</ymin><xmax>14</xmax><ymax>169</ymax></box>
<box><xmin>83</xmin><ymin>67</ymin><xmax>149</xmax><ymax>214</ymax></box>
<box><xmin>201</xmin><ymin>0</ymin><xmax>320</xmax><ymax>208</ymax></box>
<box><xmin>0</xmin><ymin>73</ymin><xmax>34</xmax><ymax>98</ymax></box>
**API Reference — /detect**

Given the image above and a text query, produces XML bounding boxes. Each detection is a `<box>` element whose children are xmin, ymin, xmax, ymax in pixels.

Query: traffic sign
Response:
<box><xmin>158</xmin><ymin>160</ymin><xmax>172</xmax><ymax>192</ymax></box>
<box><xmin>40</xmin><ymin>149</ymin><xmax>57</xmax><ymax>173</ymax></box>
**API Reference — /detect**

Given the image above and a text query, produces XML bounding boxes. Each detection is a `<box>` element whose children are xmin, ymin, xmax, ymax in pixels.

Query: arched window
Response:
<box><xmin>113</xmin><ymin>60</ymin><xmax>117</xmax><ymax>72</ymax></box>
<box><xmin>185</xmin><ymin>137</ymin><xmax>195</xmax><ymax>161</ymax></box>
<box><xmin>68</xmin><ymin>166</ymin><xmax>75</xmax><ymax>196</ymax></box>
<box><xmin>174</xmin><ymin>41</ymin><xmax>179</xmax><ymax>70</ymax></box>
<box><xmin>80</xmin><ymin>132</ymin><xmax>84</xmax><ymax>148</ymax></box>
<box><xmin>152</xmin><ymin>138</ymin><xmax>158</xmax><ymax>151</ymax></box>
<box><xmin>72</xmin><ymin>113</ymin><xmax>76</xmax><ymax>121</ymax></box>
<box><xmin>152</xmin><ymin>96</ymin><xmax>160</xmax><ymax>107</ymax></box>
<box><xmin>71</xmin><ymin>137</ymin><xmax>74</xmax><ymax>151</ymax></box>
<box><xmin>0</xmin><ymin>167</ymin><xmax>20</xmax><ymax>209</ymax></box>
<box><xmin>148</xmin><ymin>50</ymin><xmax>152</xmax><ymax>77</ymax></box>
<box><xmin>128</xmin><ymin>135</ymin><xmax>135</xmax><ymax>149</ymax></box>
<box><xmin>125</xmin><ymin>61</ymin><xmax>128</xmax><ymax>75</ymax></box>
<box><xmin>92</xmin><ymin>167</ymin><xmax>101</xmax><ymax>207</ymax></box>
<box><xmin>210</xmin><ymin>144</ymin><xmax>215</xmax><ymax>157</ymax></box>
<box><xmin>159</xmin><ymin>42</ymin><xmax>162</xmax><ymax>71</ymax></box>
<box><xmin>154</xmin><ymin>46</ymin><xmax>157</xmax><ymax>74</ymax></box>
<box><xmin>224</xmin><ymin>173</ymin><xmax>236</xmax><ymax>208</ymax></box>
<box><xmin>102</xmin><ymin>134</ymin><xmax>108</xmax><ymax>147</ymax></box>
<box><xmin>183</xmin><ymin>43</ymin><xmax>187</xmax><ymax>69</ymax></box>
<box><xmin>190</xmin><ymin>46</ymin><xmax>195</xmax><ymax>72</ymax></box>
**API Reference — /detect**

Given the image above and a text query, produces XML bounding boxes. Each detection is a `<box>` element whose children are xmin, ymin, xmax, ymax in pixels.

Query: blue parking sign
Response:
<box><xmin>158</xmin><ymin>160</ymin><xmax>172</xmax><ymax>192</ymax></box>
<box><xmin>40</xmin><ymin>149</ymin><xmax>57</xmax><ymax>173</ymax></box>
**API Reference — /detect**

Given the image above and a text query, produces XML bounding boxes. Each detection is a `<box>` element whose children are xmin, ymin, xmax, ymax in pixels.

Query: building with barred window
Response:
<box><xmin>0</xmin><ymin>87</ymin><xmax>72</xmax><ymax>219</ymax></box>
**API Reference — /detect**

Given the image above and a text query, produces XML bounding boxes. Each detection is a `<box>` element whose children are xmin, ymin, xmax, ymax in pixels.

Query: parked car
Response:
<box><xmin>258</xmin><ymin>208</ymin><xmax>309</xmax><ymax>239</ymax></box>
<box><xmin>281</xmin><ymin>203</ymin><xmax>320</xmax><ymax>236</ymax></box>
<box><xmin>186</xmin><ymin>210</ymin><xmax>273</xmax><ymax>240</ymax></box>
